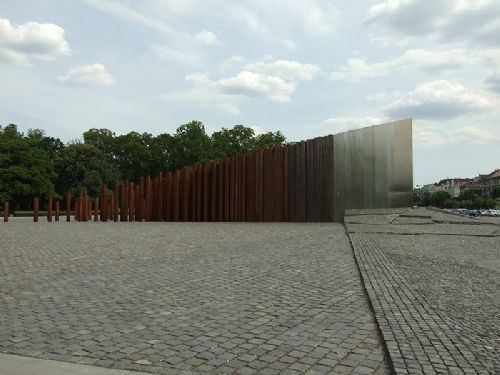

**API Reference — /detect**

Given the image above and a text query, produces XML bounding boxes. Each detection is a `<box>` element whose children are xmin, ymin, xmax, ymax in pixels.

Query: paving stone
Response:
<box><xmin>0</xmin><ymin>220</ymin><xmax>389</xmax><ymax>374</ymax></box>
<box><xmin>349</xmin><ymin>208</ymin><xmax>499</xmax><ymax>375</ymax></box>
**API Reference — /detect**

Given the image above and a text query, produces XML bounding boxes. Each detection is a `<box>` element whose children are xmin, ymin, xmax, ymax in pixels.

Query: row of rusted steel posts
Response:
<box><xmin>31</xmin><ymin>194</ymin><xmax>64</xmax><ymax>222</ymax></box>
<box><xmin>2</xmin><ymin>137</ymin><xmax>336</xmax><ymax>224</ymax></box>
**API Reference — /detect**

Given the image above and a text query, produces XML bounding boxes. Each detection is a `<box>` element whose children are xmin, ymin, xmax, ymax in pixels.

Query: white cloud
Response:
<box><xmin>217</xmin><ymin>71</ymin><xmax>295</xmax><ymax>102</ymax></box>
<box><xmin>184</xmin><ymin>56</ymin><xmax>321</xmax><ymax>104</ymax></box>
<box><xmin>151</xmin><ymin>44</ymin><xmax>203</xmax><ymax>66</ymax></box>
<box><xmin>485</xmin><ymin>72</ymin><xmax>500</xmax><ymax>93</ymax></box>
<box><xmin>381</xmin><ymin>80</ymin><xmax>493</xmax><ymax>120</ymax></box>
<box><xmin>415</xmin><ymin>124</ymin><xmax>500</xmax><ymax>146</ymax></box>
<box><xmin>451</xmin><ymin>126</ymin><xmax>500</xmax><ymax>144</ymax></box>
<box><xmin>366</xmin><ymin>0</ymin><xmax>500</xmax><ymax>46</ymax></box>
<box><xmin>301</xmin><ymin>1</ymin><xmax>338</xmax><ymax>35</ymax></box>
<box><xmin>188</xmin><ymin>71</ymin><xmax>296</xmax><ymax>103</ymax></box>
<box><xmin>58</xmin><ymin>64</ymin><xmax>114</xmax><ymax>87</ymax></box>
<box><xmin>330</xmin><ymin>49</ymin><xmax>500</xmax><ymax>81</ymax></box>
<box><xmin>220</xmin><ymin>55</ymin><xmax>246</xmax><ymax>71</ymax></box>
<box><xmin>245</xmin><ymin>57</ymin><xmax>320</xmax><ymax>81</ymax></box>
<box><xmin>85</xmin><ymin>0</ymin><xmax>176</xmax><ymax>36</ymax></box>
<box><xmin>0</xmin><ymin>18</ymin><xmax>70</xmax><ymax>65</ymax></box>
<box><xmin>161</xmin><ymin>88</ymin><xmax>241</xmax><ymax>115</ymax></box>
<box><xmin>323</xmin><ymin>116</ymin><xmax>388</xmax><ymax>133</ymax></box>
<box><xmin>229</xmin><ymin>0</ymin><xmax>338</xmax><ymax>35</ymax></box>
<box><xmin>193</xmin><ymin>30</ymin><xmax>222</xmax><ymax>46</ymax></box>
<box><xmin>413</xmin><ymin>130</ymin><xmax>446</xmax><ymax>146</ymax></box>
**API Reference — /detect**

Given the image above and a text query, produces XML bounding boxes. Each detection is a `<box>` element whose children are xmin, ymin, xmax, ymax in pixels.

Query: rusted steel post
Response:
<box><xmin>66</xmin><ymin>191</ymin><xmax>71</xmax><ymax>222</ymax></box>
<box><xmin>172</xmin><ymin>170</ymin><xmax>180</xmax><ymax>221</ymax></box>
<box><xmin>3</xmin><ymin>201</ymin><xmax>8</xmax><ymax>222</ymax></box>
<box><xmin>113</xmin><ymin>181</ymin><xmax>119</xmax><ymax>222</ymax></box>
<box><xmin>157</xmin><ymin>173</ymin><xmax>163</xmax><ymax>221</ymax></box>
<box><xmin>47</xmin><ymin>194</ymin><xmax>53</xmax><ymax>222</ymax></box>
<box><xmin>55</xmin><ymin>200</ymin><xmax>60</xmax><ymax>221</ymax></box>
<box><xmin>83</xmin><ymin>195</ymin><xmax>87</xmax><ymax>222</ymax></box>
<box><xmin>128</xmin><ymin>182</ymin><xmax>134</xmax><ymax>221</ymax></box>
<box><xmin>151</xmin><ymin>176</ymin><xmax>157</xmax><ymax>221</ymax></box>
<box><xmin>101</xmin><ymin>185</ymin><xmax>108</xmax><ymax>222</ymax></box>
<box><xmin>87</xmin><ymin>197</ymin><xmax>91</xmax><ymax>221</ymax></box>
<box><xmin>33</xmin><ymin>197</ymin><xmax>39</xmax><ymax>222</ymax></box>
<box><xmin>181</xmin><ymin>169</ymin><xmax>190</xmax><ymax>222</ymax></box>
<box><xmin>145</xmin><ymin>175</ymin><xmax>151</xmax><ymax>221</ymax></box>
<box><xmin>78</xmin><ymin>189</ymin><xmax>84</xmax><ymax>222</ymax></box>
<box><xmin>210</xmin><ymin>163</ymin><xmax>217</xmax><ymax>222</ymax></box>
<box><xmin>134</xmin><ymin>184</ymin><xmax>140</xmax><ymax>221</ymax></box>
<box><xmin>138</xmin><ymin>177</ymin><xmax>144</xmax><ymax>221</ymax></box>
<box><xmin>128</xmin><ymin>182</ymin><xmax>135</xmax><ymax>221</ymax></box>
<box><xmin>196</xmin><ymin>167</ymin><xmax>202</xmax><ymax>222</ymax></box>
<box><xmin>94</xmin><ymin>197</ymin><xmax>99</xmax><ymax>221</ymax></box>
<box><xmin>121</xmin><ymin>182</ymin><xmax>127</xmax><ymax>222</ymax></box>
<box><xmin>109</xmin><ymin>192</ymin><xmax>115</xmax><ymax>222</ymax></box>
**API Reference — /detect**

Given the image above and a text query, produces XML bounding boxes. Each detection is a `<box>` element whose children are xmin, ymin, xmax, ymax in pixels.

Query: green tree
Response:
<box><xmin>26</xmin><ymin>128</ymin><xmax>64</xmax><ymax>159</ymax></box>
<box><xmin>210</xmin><ymin>125</ymin><xmax>256</xmax><ymax>159</ymax></box>
<box><xmin>55</xmin><ymin>143</ymin><xmax>118</xmax><ymax>197</ymax></box>
<box><xmin>149</xmin><ymin>133</ymin><xmax>174</xmax><ymax>176</ymax></box>
<box><xmin>113</xmin><ymin>132</ymin><xmax>152</xmax><ymax>181</ymax></box>
<box><xmin>491</xmin><ymin>186</ymin><xmax>500</xmax><ymax>199</ymax></box>
<box><xmin>253</xmin><ymin>130</ymin><xmax>286</xmax><ymax>150</ymax></box>
<box><xmin>170</xmin><ymin>121</ymin><xmax>210</xmax><ymax>169</ymax></box>
<box><xmin>83</xmin><ymin>128</ymin><xmax>116</xmax><ymax>158</ymax></box>
<box><xmin>0</xmin><ymin>124</ymin><xmax>55</xmax><ymax>210</ymax></box>
<box><xmin>460</xmin><ymin>188</ymin><xmax>482</xmax><ymax>201</ymax></box>
<box><xmin>430</xmin><ymin>191</ymin><xmax>450</xmax><ymax>208</ymax></box>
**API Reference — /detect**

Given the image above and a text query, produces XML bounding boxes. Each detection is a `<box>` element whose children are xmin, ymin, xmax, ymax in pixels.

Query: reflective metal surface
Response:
<box><xmin>333</xmin><ymin>119</ymin><xmax>413</xmax><ymax>221</ymax></box>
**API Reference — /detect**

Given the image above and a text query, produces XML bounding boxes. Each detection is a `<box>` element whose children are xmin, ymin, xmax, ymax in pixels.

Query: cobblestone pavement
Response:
<box><xmin>0</xmin><ymin>220</ymin><xmax>390</xmax><ymax>375</ymax></box>
<box><xmin>347</xmin><ymin>208</ymin><xmax>500</xmax><ymax>375</ymax></box>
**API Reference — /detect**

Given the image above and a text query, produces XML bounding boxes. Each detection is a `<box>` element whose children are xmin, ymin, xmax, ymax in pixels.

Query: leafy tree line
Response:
<box><xmin>0</xmin><ymin>121</ymin><xmax>285</xmax><ymax>211</ymax></box>
<box><xmin>415</xmin><ymin>189</ymin><xmax>497</xmax><ymax>210</ymax></box>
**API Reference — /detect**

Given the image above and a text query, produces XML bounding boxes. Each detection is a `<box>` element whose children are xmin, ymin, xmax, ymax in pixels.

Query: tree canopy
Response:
<box><xmin>0</xmin><ymin>125</ymin><xmax>56</xmax><ymax>207</ymax></box>
<box><xmin>0</xmin><ymin>121</ymin><xmax>286</xmax><ymax>209</ymax></box>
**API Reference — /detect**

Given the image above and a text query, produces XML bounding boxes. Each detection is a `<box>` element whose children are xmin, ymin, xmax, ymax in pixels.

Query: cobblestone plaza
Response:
<box><xmin>0</xmin><ymin>208</ymin><xmax>498</xmax><ymax>374</ymax></box>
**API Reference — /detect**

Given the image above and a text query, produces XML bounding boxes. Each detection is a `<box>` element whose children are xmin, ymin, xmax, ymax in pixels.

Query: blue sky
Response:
<box><xmin>1</xmin><ymin>0</ymin><xmax>499</xmax><ymax>185</ymax></box>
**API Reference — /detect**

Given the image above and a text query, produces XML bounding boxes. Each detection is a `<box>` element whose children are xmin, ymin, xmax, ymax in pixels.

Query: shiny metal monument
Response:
<box><xmin>332</xmin><ymin>118</ymin><xmax>413</xmax><ymax>221</ymax></box>
<box><xmin>59</xmin><ymin>118</ymin><xmax>413</xmax><ymax>224</ymax></box>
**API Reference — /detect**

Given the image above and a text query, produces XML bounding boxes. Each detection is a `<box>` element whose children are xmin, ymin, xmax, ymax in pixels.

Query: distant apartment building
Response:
<box><xmin>433</xmin><ymin>178</ymin><xmax>471</xmax><ymax>198</ymax></box>
<box><xmin>420</xmin><ymin>169</ymin><xmax>500</xmax><ymax>199</ymax></box>
<box><xmin>474</xmin><ymin>169</ymin><xmax>500</xmax><ymax>198</ymax></box>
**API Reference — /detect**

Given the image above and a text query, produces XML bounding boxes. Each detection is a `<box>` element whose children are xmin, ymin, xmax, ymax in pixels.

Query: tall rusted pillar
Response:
<box><xmin>113</xmin><ymin>181</ymin><xmax>119</xmax><ymax>222</ymax></box>
<box><xmin>47</xmin><ymin>194</ymin><xmax>53</xmax><ymax>222</ymax></box>
<box><xmin>33</xmin><ymin>197</ymin><xmax>39</xmax><ymax>222</ymax></box>
<box><xmin>101</xmin><ymin>185</ymin><xmax>108</xmax><ymax>222</ymax></box>
<box><xmin>129</xmin><ymin>182</ymin><xmax>135</xmax><ymax>221</ymax></box>
<box><xmin>138</xmin><ymin>177</ymin><xmax>144</xmax><ymax>222</ymax></box>
<box><xmin>78</xmin><ymin>189</ymin><xmax>84</xmax><ymax>222</ymax></box>
<box><xmin>145</xmin><ymin>175</ymin><xmax>151</xmax><ymax>221</ymax></box>
<box><xmin>94</xmin><ymin>197</ymin><xmax>99</xmax><ymax>221</ymax></box>
<box><xmin>66</xmin><ymin>191</ymin><xmax>71</xmax><ymax>222</ymax></box>
<box><xmin>55</xmin><ymin>201</ymin><xmax>60</xmax><ymax>221</ymax></box>
<box><xmin>3</xmin><ymin>201</ymin><xmax>8</xmax><ymax>222</ymax></box>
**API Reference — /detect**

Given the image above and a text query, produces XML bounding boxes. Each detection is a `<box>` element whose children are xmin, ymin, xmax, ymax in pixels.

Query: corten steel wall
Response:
<box><xmin>66</xmin><ymin>119</ymin><xmax>412</xmax><ymax>223</ymax></box>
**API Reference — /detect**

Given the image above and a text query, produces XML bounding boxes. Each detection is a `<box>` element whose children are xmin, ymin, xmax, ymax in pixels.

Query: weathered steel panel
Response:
<box><xmin>333</xmin><ymin>119</ymin><xmax>413</xmax><ymax>221</ymax></box>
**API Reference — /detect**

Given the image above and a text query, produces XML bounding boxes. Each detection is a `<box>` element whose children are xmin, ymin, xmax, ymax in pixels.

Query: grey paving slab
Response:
<box><xmin>0</xmin><ymin>352</ymin><xmax>155</xmax><ymax>375</ymax></box>
<box><xmin>349</xmin><ymin>208</ymin><xmax>499</xmax><ymax>375</ymax></box>
<box><xmin>346</xmin><ymin>223</ymin><xmax>499</xmax><ymax>236</ymax></box>
<box><xmin>0</xmin><ymin>220</ymin><xmax>390</xmax><ymax>375</ymax></box>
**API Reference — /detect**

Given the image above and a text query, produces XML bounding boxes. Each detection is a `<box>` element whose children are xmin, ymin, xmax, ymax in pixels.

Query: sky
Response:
<box><xmin>1</xmin><ymin>0</ymin><xmax>499</xmax><ymax>186</ymax></box>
